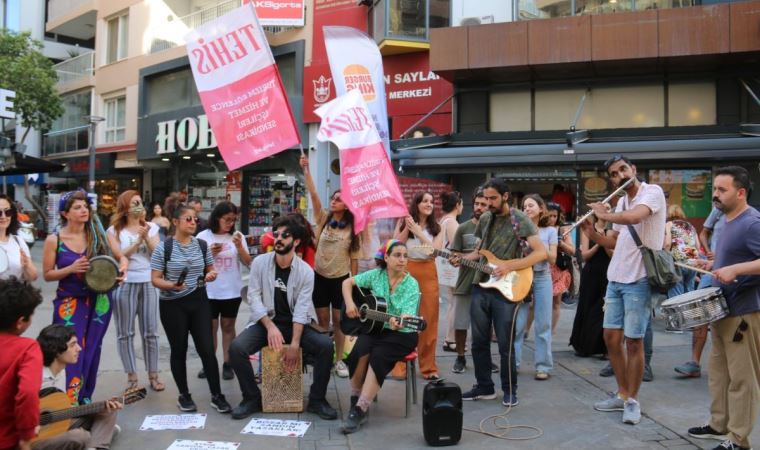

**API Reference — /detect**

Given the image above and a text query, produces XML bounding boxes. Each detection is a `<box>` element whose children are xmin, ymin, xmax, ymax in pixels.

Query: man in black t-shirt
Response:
<box><xmin>228</xmin><ymin>216</ymin><xmax>337</xmax><ymax>421</ymax></box>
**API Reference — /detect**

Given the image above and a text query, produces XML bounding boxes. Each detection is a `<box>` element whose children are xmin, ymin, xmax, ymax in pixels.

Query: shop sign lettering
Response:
<box><xmin>156</xmin><ymin>114</ymin><xmax>217</xmax><ymax>154</ymax></box>
<box><xmin>0</xmin><ymin>88</ymin><xmax>15</xmax><ymax>120</ymax></box>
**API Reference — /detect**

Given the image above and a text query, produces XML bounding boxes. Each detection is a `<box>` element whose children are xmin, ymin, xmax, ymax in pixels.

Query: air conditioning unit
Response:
<box><xmin>459</xmin><ymin>15</ymin><xmax>495</xmax><ymax>26</ymax></box>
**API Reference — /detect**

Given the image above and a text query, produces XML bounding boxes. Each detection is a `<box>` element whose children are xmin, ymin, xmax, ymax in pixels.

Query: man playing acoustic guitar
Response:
<box><xmin>33</xmin><ymin>324</ymin><xmax>122</xmax><ymax>450</ymax></box>
<box><xmin>451</xmin><ymin>178</ymin><xmax>546</xmax><ymax>407</ymax></box>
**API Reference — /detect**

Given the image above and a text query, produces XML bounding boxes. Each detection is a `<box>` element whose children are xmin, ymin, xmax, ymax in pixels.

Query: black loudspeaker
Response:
<box><xmin>422</xmin><ymin>380</ymin><xmax>463</xmax><ymax>446</ymax></box>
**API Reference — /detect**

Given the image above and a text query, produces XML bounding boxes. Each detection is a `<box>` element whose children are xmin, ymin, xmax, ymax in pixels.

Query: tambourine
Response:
<box><xmin>85</xmin><ymin>255</ymin><xmax>120</xmax><ymax>293</ymax></box>
<box><xmin>0</xmin><ymin>247</ymin><xmax>8</xmax><ymax>274</ymax></box>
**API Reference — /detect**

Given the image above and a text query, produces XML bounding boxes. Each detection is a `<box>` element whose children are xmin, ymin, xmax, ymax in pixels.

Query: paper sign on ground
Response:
<box><xmin>240</xmin><ymin>418</ymin><xmax>311</xmax><ymax>437</ymax></box>
<box><xmin>185</xmin><ymin>3</ymin><xmax>300</xmax><ymax>171</ymax></box>
<box><xmin>166</xmin><ymin>440</ymin><xmax>240</xmax><ymax>450</ymax></box>
<box><xmin>139</xmin><ymin>414</ymin><xmax>207</xmax><ymax>430</ymax></box>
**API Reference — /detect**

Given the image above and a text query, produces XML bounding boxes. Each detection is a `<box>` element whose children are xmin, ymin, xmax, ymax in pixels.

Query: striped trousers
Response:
<box><xmin>113</xmin><ymin>281</ymin><xmax>160</xmax><ymax>374</ymax></box>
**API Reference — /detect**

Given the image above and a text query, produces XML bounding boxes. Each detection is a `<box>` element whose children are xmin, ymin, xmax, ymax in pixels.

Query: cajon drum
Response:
<box><xmin>261</xmin><ymin>345</ymin><xmax>303</xmax><ymax>413</ymax></box>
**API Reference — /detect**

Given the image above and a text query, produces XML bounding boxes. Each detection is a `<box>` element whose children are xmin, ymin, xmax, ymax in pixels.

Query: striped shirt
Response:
<box><xmin>150</xmin><ymin>237</ymin><xmax>214</xmax><ymax>300</ymax></box>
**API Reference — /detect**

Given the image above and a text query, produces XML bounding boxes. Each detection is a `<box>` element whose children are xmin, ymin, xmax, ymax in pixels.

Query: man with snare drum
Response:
<box><xmin>580</xmin><ymin>154</ymin><xmax>666</xmax><ymax>425</ymax></box>
<box><xmin>686</xmin><ymin>166</ymin><xmax>760</xmax><ymax>450</ymax></box>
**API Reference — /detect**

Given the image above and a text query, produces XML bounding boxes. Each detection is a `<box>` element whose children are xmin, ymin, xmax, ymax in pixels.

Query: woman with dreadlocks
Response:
<box><xmin>42</xmin><ymin>190</ymin><xmax>127</xmax><ymax>404</ymax></box>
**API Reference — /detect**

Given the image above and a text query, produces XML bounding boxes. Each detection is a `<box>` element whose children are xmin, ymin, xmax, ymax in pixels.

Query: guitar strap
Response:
<box><xmin>508</xmin><ymin>208</ymin><xmax>530</xmax><ymax>259</ymax></box>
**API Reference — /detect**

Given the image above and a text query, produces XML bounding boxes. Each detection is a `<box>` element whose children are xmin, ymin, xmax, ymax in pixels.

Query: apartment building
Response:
<box><xmin>389</xmin><ymin>0</ymin><xmax>760</xmax><ymax>224</ymax></box>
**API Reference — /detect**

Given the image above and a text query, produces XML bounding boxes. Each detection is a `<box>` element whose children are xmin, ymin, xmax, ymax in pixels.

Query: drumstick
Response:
<box><xmin>675</xmin><ymin>262</ymin><xmax>738</xmax><ymax>283</ymax></box>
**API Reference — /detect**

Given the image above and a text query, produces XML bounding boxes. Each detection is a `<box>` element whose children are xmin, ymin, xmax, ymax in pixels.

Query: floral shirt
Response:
<box><xmin>669</xmin><ymin>219</ymin><xmax>699</xmax><ymax>261</ymax></box>
<box><xmin>353</xmin><ymin>268</ymin><xmax>420</xmax><ymax>333</ymax></box>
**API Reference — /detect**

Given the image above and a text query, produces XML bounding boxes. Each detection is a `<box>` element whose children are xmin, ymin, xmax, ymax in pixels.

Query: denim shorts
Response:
<box><xmin>603</xmin><ymin>278</ymin><xmax>652</xmax><ymax>338</ymax></box>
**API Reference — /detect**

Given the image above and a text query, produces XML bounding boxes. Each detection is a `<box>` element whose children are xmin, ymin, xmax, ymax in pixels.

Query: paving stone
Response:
<box><xmin>660</xmin><ymin>438</ymin><xmax>690</xmax><ymax>447</ymax></box>
<box><xmin>657</xmin><ymin>429</ymin><xmax>681</xmax><ymax>440</ymax></box>
<box><xmin>637</xmin><ymin>432</ymin><xmax>666</xmax><ymax>442</ymax></box>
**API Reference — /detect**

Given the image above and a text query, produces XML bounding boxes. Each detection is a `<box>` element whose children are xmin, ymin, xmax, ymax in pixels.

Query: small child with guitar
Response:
<box><xmin>0</xmin><ymin>277</ymin><xmax>43</xmax><ymax>450</ymax></box>
<box><xmin>34</xmin><ymin>324</ymin><xmax>122</xmax><ymax>450</ymax></box>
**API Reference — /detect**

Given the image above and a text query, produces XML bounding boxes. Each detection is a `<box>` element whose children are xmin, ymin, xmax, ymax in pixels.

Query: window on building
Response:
<box><xmin>146</xmin><ymin>69</ymin><xmax>201</xmax><ymax>115</ymax></box>
<box><xmin>575</xmin><ymin>0</ymin><xmax>632</xmax><ymax>16</ymax></box>
<box><xmin>106</xmin><ymin>12</ymin><xmax>129</xmax><ymax>64</ymax></box>
<box><xmin>490</xmin><ymin>90</ymin><xmax>532</xmax><ymax>132</ymax></box>
<box><xmin>388</xmin><ymin>0</ymin><xmax>427</xmax><ymax>39</ymax></box>
<box><xmin>44</xmin><ymin>90</ymin><xmax>92</xmax><ymax>155</ymax></box>
<box><xmin>276</xmin><ymin>53</ymin><xmax>296</xmax><ymax>97</ymax></box>
<box><xmin>104</xmin><ymin>96</ymin><xmax>126</xmax><ymax>143</ymax></box>
<box><xmin>517</xmin><ymin>0</ymin><xmax>572</xmax><ymax>19</ymax></box>
<box><xmin>429</xmin><ymin>0</ymin><xmax>450</xmax><ymax>28</ymax></box>
<box><xmin>668</xmin><ymin>82</ymin><xmax>716</xmax><ymax>126</ymax></box>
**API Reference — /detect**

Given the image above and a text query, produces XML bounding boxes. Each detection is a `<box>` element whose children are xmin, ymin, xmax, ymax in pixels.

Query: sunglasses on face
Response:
<box><xmin>221</xmin><ymin>216</ymin><xmax>237</xmax><ymax>224</ymax></box>
<box><xmin>0</xmin><ymin>208</ymin><xmax>13</xmax><ymax>218</ymax></box>
<box><xmin>272</xmin><ymin>230</ymin><xmax>292</xmax><ymax>240</ymax></box>
<box><xmin>733</xmin><ymin>319</ymin><xmax>749</xmax><ymax>343</ymax></box>
<box><xmin>181</xmin><ymin>216</ymin><xmax>199</xmax><ymax>224</ymax></box>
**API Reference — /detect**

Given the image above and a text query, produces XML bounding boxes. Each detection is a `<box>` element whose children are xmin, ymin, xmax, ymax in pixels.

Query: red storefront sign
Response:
<box><xmin>242</xmin><ymin>0</ymin><xmax>305</xmax><ymax>26</ymax></box>
<box><xmin>304</xmin><ymin>52</ymin><xmax>453</xmax><ymax>128</ymax></box>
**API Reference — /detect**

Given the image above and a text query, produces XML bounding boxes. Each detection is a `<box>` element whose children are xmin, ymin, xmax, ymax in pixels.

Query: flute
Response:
<box><xmin>562</xmin><ymin>176</ymin><xmax>635</xmax><ymax>237</ymax></box>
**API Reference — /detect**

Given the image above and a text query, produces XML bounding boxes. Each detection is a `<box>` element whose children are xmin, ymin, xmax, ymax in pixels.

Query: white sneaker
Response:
<box><xmin>335</xmin><ymin>360</ymin><xmax>349</xmax><ymax>378</ymax></box>
<box><xmin>622</xmin><ymin>399</ymin><xmax>641</xmax><ymax>425</ymax></box>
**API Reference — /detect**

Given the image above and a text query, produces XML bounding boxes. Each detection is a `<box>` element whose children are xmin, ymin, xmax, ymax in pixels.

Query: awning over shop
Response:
<box><xmin>392</xmin><ymin>135</ymin><xmax>760</xmax><ymax>169</ymax></box>
<box><xmin>0</xmin><ymin>152</ymin><xmax>65</xmax><ymax>176</ymax></box>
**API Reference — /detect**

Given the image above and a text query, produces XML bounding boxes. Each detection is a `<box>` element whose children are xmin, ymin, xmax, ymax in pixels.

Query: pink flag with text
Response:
<box><xmin>185</xmin><ymin>4</ymin><xmax>300</xmax><ymax>170</ymax></box>
<box><xmin>316</xmin><ymin>90</ymin><xmax>407</xmax><ymax>233</ymax></box>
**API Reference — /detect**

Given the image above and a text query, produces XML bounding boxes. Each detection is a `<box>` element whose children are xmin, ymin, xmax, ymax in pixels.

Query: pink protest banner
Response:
<box><xmin>316</xmin><ymin>90</ymin><xmax>407</xmax><ymax>233</ymax></box>
<box><xmin>185</xmin><ymin>3</ymin><xmax>300</xmax><ymax>170</ymax></box>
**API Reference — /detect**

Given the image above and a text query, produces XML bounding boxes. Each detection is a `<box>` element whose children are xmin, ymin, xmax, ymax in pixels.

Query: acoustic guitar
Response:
<box><xmin>34</xmin><ymin>386</ymin><xmax>146</xmax><ymax>443</ymax></box>
<box><xmin>414</xmin><ymin>245</ymin><xmax>533</xmax><ymax>302</ymax></box>
<box><xmin>341</xmin><ymin>286</ymin><xmax>427</xmax><ymax>336</ymax></box>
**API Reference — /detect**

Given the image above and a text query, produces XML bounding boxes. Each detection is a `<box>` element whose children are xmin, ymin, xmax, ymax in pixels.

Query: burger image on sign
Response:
<box><xmin>584</xmin><ymin>176</ymin><xmax>609</xmax><ymax>202</ymax></box>
<box><xmin>343</xmin><ymin>64</ymin><xmax>376</xmax><ymax>102</ymax></box>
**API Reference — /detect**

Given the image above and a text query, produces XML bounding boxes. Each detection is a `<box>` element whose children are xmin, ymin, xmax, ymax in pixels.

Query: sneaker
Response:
<box><xmin>334</xmin><ymin>360</ymin><xmax>349</xmax><ymax>378</ymax></box>
<box><xmin>306</xmin><ymin>399</ymin><xmax>338</xmax><ymax>420</ymax></box>
<box><xmin>112</xmin><ymin>424</ymin><xmax>121</xmax><ymax>439</ymax></box>
<box><xmin>491</xmin><ymin>362</ymin><xmax>499</xmax><ymax>373</ymax></box>
<box><xmin>599</xmin><ymin>363</ymin><xmax>614</xmax><ymax>377</ymax></box>
<box><xmin>675</xmin><ymin>361</ymin><xmax>702</xmax><ymax>378</ymax></box>
<box><xmin>342</xmin><ymin>405</ymin><xmax>368</xmax><ymax>434</ymax></box>
<box><xmin>231</xmin><ymin>398</ymin><xmax>262</xmax><ymax>420</ymax></box>
<box><xmin>535</xmin><ymin>371</ymin><xmax>549</xmax><ymax>380</ymax></box>
<box><xmin>712</xmin><ymin>440</ymin><xmax>751</xmax><ymax>450</ymax></box>
<box><xmin>462</xmin><ymin>384</ymin><xmax>497</xmax><ymax>401</ymax></box>
<box><xmin>594</xmin><ymin>393</ymin><xmax>625</xmax><ymax>412</ymax></box>
<box><xmin>198</xmin><ymin>369</ymin><xmax>206</xmax><ymax>379</ymax></box>
<box><xmin>452</xmin><ymin>356</ymin><xmax>466</xmax><ymax>374</ymax></box>
<box><xmin>622</xmin><ymin>399</ymin><xmax>641</xmax><ymax>425</ymax></box>
<box><xmin>688</xmin><ymin>424</ymin><xmax>728</xmax><ymax>440</ymax></box>
<box><xmin>642</xmin><ymin>364</ymin><xmax>654</xmax><ymax>382</ymax></box>
<box><xmin>177</xmin><ymin>393</ymin><xmax>197</xmax><ymax>412</ymax></box>
<box><xmin>210</xmin><ymin>393</ymin><xmax>232</xmax><ymax>413</ymax></box>
<box><xmin>502</xmin><ymin>392</ymin><xmax>519</xmax><ymax>407</ymax></box>
<box><xmin>222</xmin><ymin>363</ymin><xmax>235</xmax><ymax>380</ymax></box>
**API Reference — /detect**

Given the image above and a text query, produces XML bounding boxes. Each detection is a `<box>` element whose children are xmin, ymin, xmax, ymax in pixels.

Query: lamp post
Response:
<box><xmin>83</xmin><ymin>115</ymin><xmax>105</xmax><ymax>193</ymax></box>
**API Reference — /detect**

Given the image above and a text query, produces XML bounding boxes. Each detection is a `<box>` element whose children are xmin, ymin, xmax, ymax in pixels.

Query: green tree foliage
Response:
<box><xmin>0</xmin><ymin>30</ymin><xmax>63</xmax><ymax>142</ymax></box>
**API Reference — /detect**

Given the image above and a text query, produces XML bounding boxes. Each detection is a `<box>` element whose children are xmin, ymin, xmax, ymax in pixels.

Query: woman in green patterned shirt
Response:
<box><xmin>340</xmin><ymin>239</ymin><xmax>420</xmax><ymax>434</ymax></box>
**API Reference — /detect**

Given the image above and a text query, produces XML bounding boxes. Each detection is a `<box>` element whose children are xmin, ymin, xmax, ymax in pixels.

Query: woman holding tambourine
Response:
<box><xmin>0</xmin><ymin>194</ymin><xmax>37</xmax><ymax>281</ymax></box>
<box><xmin>42</xmin><ymin>189</ymin><xmax>127</xmax><ymax>405</ymax></box>
<box><xmin>107</xmin><ymin>190</ymin><xmax>165</xmax><ymax>392</ymax></box>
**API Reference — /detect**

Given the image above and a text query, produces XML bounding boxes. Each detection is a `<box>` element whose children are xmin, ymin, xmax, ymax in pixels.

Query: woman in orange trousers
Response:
<box><xmin>393</xmin><ymin>191</ymin><xmax>444</xmax><ymax>380</ymax></box>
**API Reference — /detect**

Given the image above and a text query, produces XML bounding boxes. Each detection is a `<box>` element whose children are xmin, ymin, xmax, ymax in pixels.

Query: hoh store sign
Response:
<box><xmin>155</xmin><ymin>114</ymin><xmax>217</xmax><ymax>155</ymax></box>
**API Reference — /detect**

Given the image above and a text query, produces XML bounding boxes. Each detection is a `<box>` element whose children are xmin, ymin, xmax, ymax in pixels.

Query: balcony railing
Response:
<box><xmin>148</xmin><ymin>0</ymin><xmax>297</xmax><ymax>54</ymax></box>
<box><xmin>47</xmin><ymin>0</ymin><xmax>94</xmax><ymax>23</ymax></box>
<box><xmin>54</xmin><ymin>52</ymin><xmax>95</xmax><ymax>86</ymax></box>
<box><xmin>43</xmin><ymin>125</ymin><xmax>90</xmax><ymax>156</ymax></box>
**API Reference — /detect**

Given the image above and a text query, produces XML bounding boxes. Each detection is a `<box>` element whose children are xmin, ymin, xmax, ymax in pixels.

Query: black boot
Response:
<box><xmin>342</xmin><ymin>405</ymin><xmax>368</xmax><ymax>434</ymax></box>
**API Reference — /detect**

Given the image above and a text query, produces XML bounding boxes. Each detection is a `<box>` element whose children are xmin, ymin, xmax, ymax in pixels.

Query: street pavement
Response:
<box><xmin>22</xmin><ymin>242</ymin><xmax>760</xmax><ymax>449</ymax></box>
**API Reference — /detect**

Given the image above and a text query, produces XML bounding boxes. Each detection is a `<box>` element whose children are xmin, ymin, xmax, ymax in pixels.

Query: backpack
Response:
<box><xmin>163</xmin><ymin>237</ymin><xmax>208</xmax><ymax>277</ymax></box>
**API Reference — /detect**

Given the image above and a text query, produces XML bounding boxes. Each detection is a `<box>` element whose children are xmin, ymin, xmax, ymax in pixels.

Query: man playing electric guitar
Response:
<box><xmin>34</xmin><ymin>324</ymin><xmax>122</xmax><ymax>450</ymax></box>
<box><xmin>450</xmin><ymin>178</ymin><xmax>546</xmax><ymax>407</ymax></box>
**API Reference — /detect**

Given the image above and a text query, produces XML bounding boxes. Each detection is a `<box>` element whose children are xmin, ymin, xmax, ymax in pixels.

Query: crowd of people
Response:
<box><xmin>0</xmin><ymin>154</ymin><xmax>759</xmax><ymax>450</ymax></box>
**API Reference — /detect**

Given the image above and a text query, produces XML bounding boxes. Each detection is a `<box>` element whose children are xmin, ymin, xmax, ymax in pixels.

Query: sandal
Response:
<box><xmin>148</xmin><ymin>374</ymin><xmax>165</xmax><ymax>392</ymax></box>
<box><xmin>442</xmin><ymin>341</ymin><xmax>457</xmax><ymax>353</ymax></box>
<box><xmin>126</xmin><ymin>374</ymin><xmax>139</xmax><ymax>391</ymax></box>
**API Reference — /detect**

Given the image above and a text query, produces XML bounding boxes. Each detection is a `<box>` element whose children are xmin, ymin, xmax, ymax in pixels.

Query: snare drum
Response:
<box><xmin>660</xmin><ymin>287</ymin><xmax>729</xmax><ymax>331</ymax></box>
<box><xmin>85</xmin><ymin>255</ymin><xmax>120</xmax><ymax>293</ymax></box>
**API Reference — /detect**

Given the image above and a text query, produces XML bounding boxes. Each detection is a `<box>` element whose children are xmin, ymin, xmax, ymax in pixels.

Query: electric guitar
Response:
<box><xmin>34</xmin><ymin>386</ymin><xmax>146</xmax><ymax>443</ymax></box>
<box><xmin>341</xmin><ymin>286</ymin><xmax>427</xmax><ymax>336</ymax></box>
<box><xmin>414</xmin><ymin>245</ymin><xmax>533</xmax><ymax>302</ymax></box>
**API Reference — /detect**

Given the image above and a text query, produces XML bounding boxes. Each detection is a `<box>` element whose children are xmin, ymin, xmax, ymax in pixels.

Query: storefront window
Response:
<box><xmin>146</xmin><ymin>69</ymin><xmax>201</xmax><ymax>115</ymax></box>
<box><xmin>517</xmin><ymin>0</ymin><xmax>573</xmax><ymax>19</ymax></box>
<box><xmin>575</xmin><ymin>0</ymin><xmax>632</xmax><ymax>15</ymax></box>
<box><xmin>668</xmin><ymin>81</ymin><xmax>716</xmax><ymax>126</ymax></box>
<box><xmin>649</xmin><ymin>169</ymin><xmax>712</xmax><ymax>219</ymax></box>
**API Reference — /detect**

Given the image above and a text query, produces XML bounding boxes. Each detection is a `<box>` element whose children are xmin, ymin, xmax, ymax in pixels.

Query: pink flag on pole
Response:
<box><xmin>316</xmin><ymin>90</ymin><xmax>407</xmax><ymax>233</ymax></box>
<box><xmin>185</xmin><ymin>3</ymin><xmax>300</xmax><ymax>170</ymax></box>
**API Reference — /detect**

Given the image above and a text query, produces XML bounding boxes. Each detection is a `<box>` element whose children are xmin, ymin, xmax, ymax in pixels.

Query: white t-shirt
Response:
<box><xmin>107</xmin><ymin>222</ymin><xmax>159</xmax><ymax>283</ymax></box>
<box><xmin>41</xmin><ymin>366</ymin><xmax>66</xmax><ymax>391</ymax></box>
<box><xmin>0</xmin><ymin>235</ymin><xmax>31</xmax><ymax>280</ymax></box>
<box><xmin>197</xmin><ymin>229</ymin><xmax>243</xmax><ymax>300</ymax></box>
<box><xmin>607</xmin><ymin>182</ymin><xmax>667</xmax><ymax>284</ymax></box>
